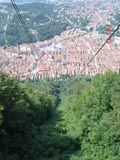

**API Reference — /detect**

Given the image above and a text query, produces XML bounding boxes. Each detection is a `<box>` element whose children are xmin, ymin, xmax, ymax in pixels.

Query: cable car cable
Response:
<box><xmin>10</xmin><ymin>0</ymin><xmax>33</xmax><ymax>43</ymax></box>
<box><xmin>80</xmin><ymin>23</ymin><xmax>120</xmax><ymax>74</ymax></box>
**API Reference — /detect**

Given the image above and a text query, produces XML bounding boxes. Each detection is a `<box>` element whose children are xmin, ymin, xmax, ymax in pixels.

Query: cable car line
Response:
<box><xmin>10</xmin><ymin>0</ymin><xmax>33</xmax><ymax>43</ymax></box>
<box><xmin>80</xmin><ymin>23</ymin><xmax>120</xmax><ymax>74</ymax></box>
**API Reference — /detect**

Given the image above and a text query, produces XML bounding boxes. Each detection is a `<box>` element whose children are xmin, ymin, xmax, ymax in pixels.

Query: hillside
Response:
<box><xmin>0</xmin><ymin>71</ymin><xmax>120</xmax><ymax>159</ymax></box>
<box><xmin>0</xmin><ymin>2</ymin><xmax>68</xmax><ymax>46</ymax></box>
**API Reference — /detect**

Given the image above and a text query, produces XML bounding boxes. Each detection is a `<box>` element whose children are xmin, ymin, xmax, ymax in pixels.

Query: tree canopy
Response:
<box><xmin>0</xmin><ymin>71</ymin><xmax>120</xmax><ymax>159</ymax></box>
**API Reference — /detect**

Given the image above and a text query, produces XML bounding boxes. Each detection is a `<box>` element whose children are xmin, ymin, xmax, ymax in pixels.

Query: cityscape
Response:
<box><xmin>0</xmin><ymin>0</ymin><xmax>120</xmax><ymax>80</ymax></box>
<box><xmin>0</xmin><ymin>29</ymin><xmax>120</xmax><ymax>80</ymax></box>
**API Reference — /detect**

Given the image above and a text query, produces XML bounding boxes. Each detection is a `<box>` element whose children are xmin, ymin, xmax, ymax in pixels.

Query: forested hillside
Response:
<box><xmin>0</xmin><ymin>2</ymin><xmax>68</xmax><ymax>46</ymax></box>
<box><xmin>0</xmin><ymin>71</ymin><xmax>120</xmax><ymax>159</ymax></box>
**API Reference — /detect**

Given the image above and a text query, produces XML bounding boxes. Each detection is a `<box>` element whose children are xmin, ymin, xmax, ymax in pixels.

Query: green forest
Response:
<box><xmin>0</xmin><ymin>71</ymin><xmax>120</xmax><ymax>159</ymax></box>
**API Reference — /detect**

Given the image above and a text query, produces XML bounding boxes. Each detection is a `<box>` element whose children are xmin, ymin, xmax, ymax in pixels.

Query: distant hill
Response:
<box><xmin>15</xmin><ymin>0</ymin><xmax>44</xmax><ymax>3</ymax></box>
<box><xmin>0</xmin><ymin>2</ymin><xmax>68</xmax><ymax>46</ymax></box>
<box><xmin>15</xmin><ymin>0</ymin><xmax>55</xmax><ymax>4</ymax></box>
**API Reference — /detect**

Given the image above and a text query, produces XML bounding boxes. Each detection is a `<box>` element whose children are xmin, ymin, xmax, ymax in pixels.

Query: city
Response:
<box><xmin>0</xmin><ymin>0</ymin><xmax>120</xmax><ymax>80</ymax></box>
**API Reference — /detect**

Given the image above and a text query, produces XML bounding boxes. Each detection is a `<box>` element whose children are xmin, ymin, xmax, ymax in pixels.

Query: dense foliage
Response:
<box><xmin>0</xmin><ymin>71</ymin><xmax>120</xmax><ymax>159</ymax></box>
<box><xmin>0</xmin><ymin>73</ymin><xmax>80</xmax><ymax>160</ymax></box>
<box><xmin>59</xmin><ymin>71</ymin><xmax>120</xmax><ymax>160</ymax></box>
<box><xmin>0</xmin><ymin>72</ymin><xmax>56</xmax><ymax>159</ymax></box>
